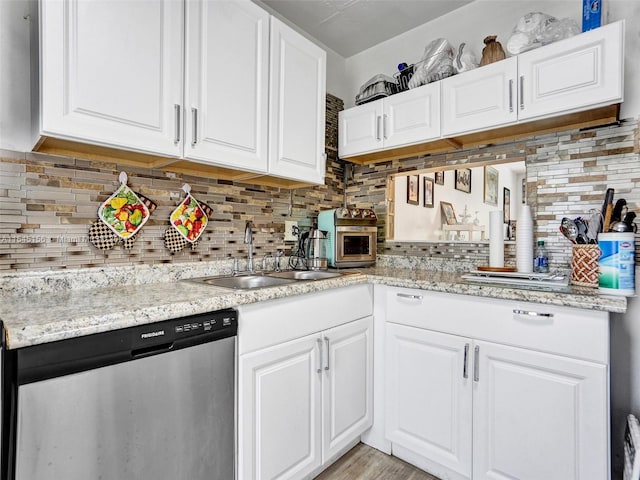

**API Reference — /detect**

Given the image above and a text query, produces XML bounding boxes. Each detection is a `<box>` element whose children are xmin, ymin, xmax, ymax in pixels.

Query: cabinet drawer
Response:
<box><xmin>384</xmin><ymin>287</ymin><xmax>608</xmax><ymax>363</ymax></box>
<box><xmin>238</xmin><ymin>284</ymin><xmax>373</xmax><ymax>354</ymax></box>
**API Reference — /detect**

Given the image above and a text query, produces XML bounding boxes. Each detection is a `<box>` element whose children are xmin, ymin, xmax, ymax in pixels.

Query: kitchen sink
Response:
<box><xmin>191</xmin><ymin>274</ymin><xmax>297</xmax><ymax>290</ymax></box>
<box><xmin>266</xmin><ymin>270</ymin><xmax>343</xmax><ymax>281</ymax></box>
<box><xmin>188</xmin><ymin>270</ymin><xmax>347</xmax><ymax>290</ymax></box>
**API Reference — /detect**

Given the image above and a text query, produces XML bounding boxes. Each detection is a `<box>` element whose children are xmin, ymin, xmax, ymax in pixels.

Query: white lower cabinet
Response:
<box><xmin>381</xmin><ymin>286</ymin><xmax>610</xmax><ymax>480</ymax></box>
<box><xmin>240</xmin><ymin>333</ymin><xmax>322</xmax><ymax>480</ymax></box>
<box><xmin>473</xmin><ymin>341</ymin><xmax>607</xmax><ymax>480</ymax></box>
<box><xmin>385</xmin><ymin>324</ymin><xmax>472</xmax><ymax>480</ymax></box>
<box><xmin>237</xmin><ymin>286</ymin><xmax>374</xmax><ymax>480</ymax></box>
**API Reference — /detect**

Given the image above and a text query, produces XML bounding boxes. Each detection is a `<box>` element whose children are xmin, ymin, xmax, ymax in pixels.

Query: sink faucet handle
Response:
<box><xmin>261</xmin><ymin>253</ymin><xmax>273</xmax><ymax>271</ymax></box>
<box><xmin>275</xmin><ymin>249</ymin><xmax>284</xmax><ymax>272</ymax></box>
<box><xmin>232</xmin><ymin>257</ymin><xmax>239</xmax><ymax>275</ymax></box>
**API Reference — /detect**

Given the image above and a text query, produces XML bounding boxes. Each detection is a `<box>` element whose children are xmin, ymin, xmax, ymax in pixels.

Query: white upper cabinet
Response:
<box><xmin>40</xmin><ymin>0</ymin><xmax>184</xmax><ymax>157</ymax></box>
<box><xmin>39</xmin><ymin>1</ymin><xmax>327</xmax><ymax>185</ymax></box>
<box><xmin>184</xmin><ymin>0</ymin><xmax>269</xmax><ymax>173</ymax></box>
<box><xmin>338</xmin><ymin>100</ymin><xmax>382</xmax><ymax>157</ymax></box>
<box><xmin>339</xmin><ymin>83</ymin><xmax>441</xmax><ymax>158</ymax></box>
<box><xmin>518</xmin><ymin>20</ymin><xmax>624</xmax><ymax>121</ymax></box>
<box><xmin>341</xmin><ymin>21</ymin><xmax>624</xmax><ymax>157</ymax></box>
<box><xmin>441</xmin><ymin>57</ymin><xmax>518</xmax><ymax>137</ymax></box>
<box><xmin>443</xmin><ymin>21</ymin><xmax>624</xmax><ymax>136</ymax></box>
<box><xmin>268</xmin><ymin>17</ymin><xmax>327</xmax><ymax>184</ymax></box>
<box><xmin>384</xmin><ymin>84</ymin><xmax>441</xmax><ymax>149</ymax></box>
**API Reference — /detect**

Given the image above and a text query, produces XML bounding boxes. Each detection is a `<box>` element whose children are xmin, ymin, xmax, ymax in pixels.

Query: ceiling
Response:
<box><xmin>260</xmin><ymin>0</ymin><xmax>474</xmax><ymax>57</ymax></box>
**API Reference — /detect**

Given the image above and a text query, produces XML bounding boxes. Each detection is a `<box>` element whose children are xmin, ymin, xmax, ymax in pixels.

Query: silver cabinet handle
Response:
<box><xmin>463</xmin><ymin>343</ymin><xmax>470</xmax><ymax>379</ymax></box>
<box><xmin>383</xmin><ymin>114</ymin><xmax>388</xmax><ymax>139</ymax></box>
<box><xmin>376</xmin><ymin>115</ymin><xmax>382</xmax><ymax>141</ymax></box>
<box><xmin>513</xmin><ymin>309</ymin><xmax>554</xmax><ymax>318</ymax></box>
<box><xmin>396</xmin><ymin>293</ymin><xmax>423</xmax><ymax>300</ymax></box>
<box><xmin>191</xmin><ymin>107</ymin><xmax>198</xmax><ymax>146</ymax></box>
<box><xmin>519</xmin><ymin>76</ymin><xmax>524</xmax><ymax>110</ymax></box>
<box><xmin>174</xmin><ymin>104</ymin><xmax>181</xmax><ymax>144</ymax></box>
<box><xmin>324</xmin><ymin>337</ymin><xmax>330</xmax><ymax>371</ymax></box>
<box><xmin>508</xmin><ymin>79</ymin><xmax>514</xmax><ymax>113</ymax></box>
<box><xmin>473</xmin><ymin>345</ymin><xmax>480</xmax><ymax>382</ymax></box>
<box><xmin>316</xmin><ymin>338</ymin><xmax>323</xmax><ymax>374</ymax></box>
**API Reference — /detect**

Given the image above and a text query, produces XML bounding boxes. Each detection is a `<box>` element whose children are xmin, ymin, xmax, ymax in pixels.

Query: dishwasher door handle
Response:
<box><xmin>132</xmin><ymin>343</ymin><xmax>174</xmax><ymax>359</ymax></box>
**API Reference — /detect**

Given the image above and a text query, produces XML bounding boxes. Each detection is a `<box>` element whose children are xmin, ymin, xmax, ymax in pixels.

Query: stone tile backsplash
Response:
<box><xmin>1</xmin><ymin>92</ymin><xmax>638</xmax><ymax>272</ymax></box>
<box><xmin>352</xmin><ymin>118</ymin><xmax>640</xmax><ymax>268</ymax></box>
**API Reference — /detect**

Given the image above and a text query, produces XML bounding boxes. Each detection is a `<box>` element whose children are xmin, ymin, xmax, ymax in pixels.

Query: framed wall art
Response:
<box><xmin>435</xmin><ymin>171</ymin><xmax>444</xmax><ymax>185</ymax></box>
<box><xmin>440</xmin><ymin>201</ymin><xmax>457</xmax><ymax>225</ymax></box>
<box><xmin>407</xmin><ymin>174</ymin><xmax>419</xmax><ymax>205</ymax></box>
<box><xmin>423</xmin><ymin>177</ymin><xmax>434</xmax><ymax>208</ymax></box>
<box><xmin>455</xmin><ymin>169</ymin><xmax>471</xmax><ymax>193</ymax></box>
<box><xmin>503</xmin><ymin>187</ymin><xmax>510</xmax><ymax>223</ymax></box>
<box><xmin>484</xmin><ymin>166</ymin><xmax>499</xmax><ymax>206</ymax></box>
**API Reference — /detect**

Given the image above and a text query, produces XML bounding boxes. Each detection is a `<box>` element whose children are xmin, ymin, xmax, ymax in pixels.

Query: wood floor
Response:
<box><xmin>314</xmin><ymin>443</ymin><xmax>440</xmax><ymax>480</ymax></box>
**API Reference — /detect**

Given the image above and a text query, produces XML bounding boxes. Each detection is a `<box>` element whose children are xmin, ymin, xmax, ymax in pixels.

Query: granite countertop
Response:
<box><xmin>0</xmin><ymin>265</ymin><xmax>627</xmax><ymax>350</ymax></box>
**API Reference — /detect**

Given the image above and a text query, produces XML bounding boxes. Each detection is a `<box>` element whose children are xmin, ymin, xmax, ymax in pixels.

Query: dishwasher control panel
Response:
<box><xmin>174</xmin><ymin>312</ymin><xmax>235</xmax><ymax>335</ymax></box>
<box><xmin>133</xmin><ymin>309</ymin><xmax>238</xmax><ymax>350</ymax></box>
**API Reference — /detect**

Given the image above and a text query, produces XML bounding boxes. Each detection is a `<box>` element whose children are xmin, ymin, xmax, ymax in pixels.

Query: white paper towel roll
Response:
<box><xmin>489</xmin><ymin>210</ymin><xmax>504</xmax><ymax>267</ymax></box>
<box><xmin>517</xmin><ymin>205</ymin><xmax>534</xmax><ymax>273</ymax></box>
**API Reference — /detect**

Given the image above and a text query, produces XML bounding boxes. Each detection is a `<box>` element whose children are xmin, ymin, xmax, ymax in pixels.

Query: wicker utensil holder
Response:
<box><xmin>570</xmin><ymin>244</ymin><xmax>600</xmax><ymax>287</ymax></box>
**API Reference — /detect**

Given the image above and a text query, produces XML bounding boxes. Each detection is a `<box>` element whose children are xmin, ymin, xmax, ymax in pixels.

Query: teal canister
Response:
<box><xmin>598</xmin><ymin>232</ymin><xmax>635</xmax><ymax>296</ymax></box>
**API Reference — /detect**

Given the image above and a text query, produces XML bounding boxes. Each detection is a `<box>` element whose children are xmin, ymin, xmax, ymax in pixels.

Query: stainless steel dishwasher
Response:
<box><xmin>1</xmin><ymin>309</ymin><xmax>237</xmax><ymax>480</ymax></box>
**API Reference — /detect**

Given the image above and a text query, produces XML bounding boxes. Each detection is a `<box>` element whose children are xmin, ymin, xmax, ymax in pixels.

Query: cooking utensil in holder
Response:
<box><xmin>570</xmin><ymin>244</ymin><xmax>600</xmax><ymax>287</ymax></box>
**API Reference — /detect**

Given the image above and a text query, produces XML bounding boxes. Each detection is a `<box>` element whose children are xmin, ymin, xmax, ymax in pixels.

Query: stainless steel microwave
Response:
<box><xmin>318</xmin><ymin>208</ymin><xmax>377</xmax><ymax>268</ymax></box>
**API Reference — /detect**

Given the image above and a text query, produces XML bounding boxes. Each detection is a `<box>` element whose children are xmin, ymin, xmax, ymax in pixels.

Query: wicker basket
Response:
<box><xmin>570</xmin><ymin>244</ymin><xmax>600</xmax><ymax>287</ymax></box>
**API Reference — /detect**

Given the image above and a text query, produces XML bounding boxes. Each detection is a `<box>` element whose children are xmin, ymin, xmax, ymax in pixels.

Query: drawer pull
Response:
<box><xmin>316</xmin><ymin>338</ymin><xmax>323</xmax><ymax>374</ymax></box>
<box><xmin>174</xmin><ymin>104</ymin><xmax>181</xmax><ymax>144</ymax></box>
<box><xmin>191</xmin><ymin>107</ymin><xmax>198</xmax><ymax>146</ymax></box>
<box><xmin>473</xmin><ymin>345</ymin><xmax>480</xmax><ymax>382</ymax></box>
<box><xmin>396</xmin><ymin>293</ymin><xmax>423</xmax><ymax>300</ymax></box>
<box><xmin>513</xmin><ymin>309</ymin><xmax>554</xmax><ymax>318</ymax></box>
<box><xmin>508</xmin><ymin>79</ymin><xmax>514</xmax><ymax>113</ymax></box>
<box><xmin>324</xmin><ymin>337</ymin><xmax>330</xmax><ymax>371</ymax></box>
<box><xmin>463</xmin><ymin>343</ymin><xmax>469</xmax><ymax>379</ymax></box>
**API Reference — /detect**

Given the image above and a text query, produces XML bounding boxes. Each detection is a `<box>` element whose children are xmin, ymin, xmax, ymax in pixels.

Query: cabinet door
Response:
<box><xmin>473</xmin><ymin>341</ymin><xmax>608</xmax><ymax>480</ymax></box>
<box><xmin>338</xmin><ymin>101</ymin><xmax>383</xmax><ymax>158</ymax></box>
<box><xmin>40</xmin><ymin>0</ymin><xmax>183</xmax><ymax>157</ymax></box>
<box><xmin>238</xmin><ymin>334</ymin><xmax>322</xmax><ymax>480</ymax></box>
<box><xmin>441</xmin><ymin>57</ymin><xmax>518</xmax><ymax>137</ymax></box>
<box><xmin>185</xmin><ymin>0</ymin><xmax>269</xmax><ymax>173</ymax></box>
<box><xmin>518</xmin><ymin>21</ymin><xmax>623</xmax><ymax>121</ymax></box>
<box><xmin>269</xmin><ymin>17</ymin><xmax>327</xmax><ymax>184</ymax></box>
<box><xmin>322</xmin><ymin>316</ymin><xmax>374</xmax><ymax>461</ymax></box>
<box><xmin>383</xmin><ymin>83</ymin><xmax>441</xmax><ymax>149</ymax></box>
<box><xmin>385</xmin><ymin>323</ymin><xmax>472</xmax><ymax>480</ymax></box>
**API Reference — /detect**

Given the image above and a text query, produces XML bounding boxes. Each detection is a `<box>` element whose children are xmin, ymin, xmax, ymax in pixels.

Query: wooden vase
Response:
<box><xmin>480</xmin><ymin>35</ymin><xmax>506</xmax><ymax>66</ymax></box>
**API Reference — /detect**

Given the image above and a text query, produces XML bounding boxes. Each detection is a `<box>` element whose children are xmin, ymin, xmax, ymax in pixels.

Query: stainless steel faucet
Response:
<box><xmin>244</xmin><ymin>221</ymin><xmax>254</xmax><ymax>273</ymax></box>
